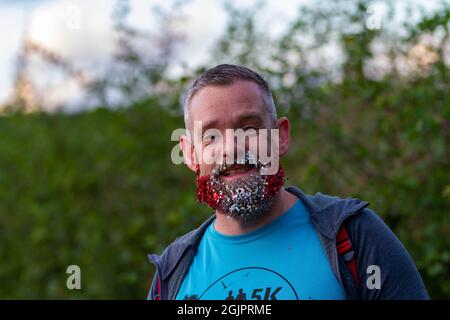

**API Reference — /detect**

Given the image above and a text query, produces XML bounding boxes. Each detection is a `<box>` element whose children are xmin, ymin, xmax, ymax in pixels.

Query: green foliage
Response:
<box><xmin>0</xmin><ymin>103</ymin><xmax>210</xmax><ymax>299</ymax></box>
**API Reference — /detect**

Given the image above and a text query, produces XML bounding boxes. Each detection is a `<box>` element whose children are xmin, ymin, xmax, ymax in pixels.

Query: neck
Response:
<box><xmin>214</xmin><ymin>187</ymin><xmax>299</xmax><ymax>235</ymax></box>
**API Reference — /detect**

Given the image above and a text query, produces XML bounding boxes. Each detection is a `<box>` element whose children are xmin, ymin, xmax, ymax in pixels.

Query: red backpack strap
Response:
<box><xmin>156</xmin><ymin>276</ymin><xmax>161</xmax><ymax>300</ymax></box>
<box><xmin>336</xmin><ymin>224</ymin><xmax>361</xmax><ymax>287</ymax></box>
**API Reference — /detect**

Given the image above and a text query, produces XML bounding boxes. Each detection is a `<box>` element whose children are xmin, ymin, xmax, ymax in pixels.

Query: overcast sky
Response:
<box><xmin>0</xmin><ymin>0</ymin><xmax>445</xmax><ymax>110</ymax></box>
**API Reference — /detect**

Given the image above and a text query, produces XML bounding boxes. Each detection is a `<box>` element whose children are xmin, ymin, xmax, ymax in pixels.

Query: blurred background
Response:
<box><xmin>0</xmin><ymin>0</ymin><xmax>449</xmax><ymax>299</ymax></box>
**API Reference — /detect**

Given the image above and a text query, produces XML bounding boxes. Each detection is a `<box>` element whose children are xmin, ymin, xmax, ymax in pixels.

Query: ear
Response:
<box><xmin>180</xmin><ymin>134</ymin><xmax>198</xmax><ymax>173</ymax></box>
<box><xmin>275</xmin><ymin>116</ymin><xmax>291</xmax><ymax>157</ymax></box>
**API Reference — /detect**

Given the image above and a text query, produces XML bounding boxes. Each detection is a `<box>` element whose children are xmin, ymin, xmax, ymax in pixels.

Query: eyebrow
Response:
<box><xmin>200</xmin><ymin>112</ymin><xmax>266</xmax><ymax>133</ymax></box>
<box><xmin>201</xmin><ymin>119</ymin><xmax>221</xmax><ymax>132</ymax></box>
<box><xmin>236</xmin><ymin>112</ymin><xmax>265</xmax><ymax>125</ymax></box>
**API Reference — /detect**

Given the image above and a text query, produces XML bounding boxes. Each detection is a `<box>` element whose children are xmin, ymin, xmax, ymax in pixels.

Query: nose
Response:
<box><xmin>221</xmin><ymin>130</ymin><xmax>247</xmax><ymax>165</ymax></box>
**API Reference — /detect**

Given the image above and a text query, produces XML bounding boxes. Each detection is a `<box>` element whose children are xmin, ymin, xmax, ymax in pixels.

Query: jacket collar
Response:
<box><xmin>148</xmin><ymin>214</ymin><xmax>215</xmax><ymax>281</ymax></box>
<box><xmin>284</xmin><ymin>186</ymin><xmax>369</xmax><ymax>239</ymax></box>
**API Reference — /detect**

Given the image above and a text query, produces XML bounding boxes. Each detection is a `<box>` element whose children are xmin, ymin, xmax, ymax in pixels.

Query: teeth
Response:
<box><xmin>223</xmin><ymin>168</ymin><xmax>251</xmax><ymax>176</ymax></box>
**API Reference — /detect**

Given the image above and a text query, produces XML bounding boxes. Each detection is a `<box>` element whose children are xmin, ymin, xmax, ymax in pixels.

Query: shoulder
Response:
<box><xmin>153</xmin><ymin>214</ymin><xmax>215</xmax><ymax>265</ymax></box>
<box><xmin>345</xmin><ymin>207</ymin><xmax>411</xmax><ymax>265</ymax></box>
<box><xmin>345</xmin><ymin>208</ymin><xmax>429</xmax><ymax>299</ymax></box>
<box><xmin>169</xmin><ymin>214</ymin><xmax>215</xmax><ymax>248</ymax></box>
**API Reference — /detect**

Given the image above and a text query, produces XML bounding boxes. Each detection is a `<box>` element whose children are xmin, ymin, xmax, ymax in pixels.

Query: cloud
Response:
<box><xmin>0</xmin><ymin>5</ymin><xmax>26</xmax><ymax>102</ymax></box>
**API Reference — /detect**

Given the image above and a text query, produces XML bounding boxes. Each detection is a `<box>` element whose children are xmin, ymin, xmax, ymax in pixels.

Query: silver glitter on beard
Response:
<box><xmin>209</xmin><ymin>152</ymin><xmax>276</xmax><ymax>223</ymax></box>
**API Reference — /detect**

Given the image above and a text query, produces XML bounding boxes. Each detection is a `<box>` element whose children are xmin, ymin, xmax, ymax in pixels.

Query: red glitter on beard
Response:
<box><xmin>195</xmin><ymin>165</ymin><xmax>285</xmax><ymax>213</ymax></box>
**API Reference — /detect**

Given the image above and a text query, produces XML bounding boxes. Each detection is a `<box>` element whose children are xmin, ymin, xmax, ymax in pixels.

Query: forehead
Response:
<box><xmin>187</xmin><ymin>80</ymin><xmax>269</xmax><ymax>128</ymax></box>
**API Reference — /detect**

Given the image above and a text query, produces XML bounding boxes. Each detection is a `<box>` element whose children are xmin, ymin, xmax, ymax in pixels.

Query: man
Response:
<box><xmin>147</xmin><ymin>64</ymin><xmax>429</xmax><ymax>300</ymax></box>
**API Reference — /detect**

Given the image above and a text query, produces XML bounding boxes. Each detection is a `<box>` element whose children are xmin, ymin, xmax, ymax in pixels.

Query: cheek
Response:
<box><xmin>197</xmin><ymin>141</ymin><xmax>222</xmax><ymax>166</ymax></box>
<box><xmin>202</xmin><ymin>148</ymin><xmax>217</xmax><ymax>164</ymax></box>
<box><xmin>198</xmin><ymin>163</ymin><xmax>214</xmax><ymax>177</ymax></box>
<box><xmin>246</xmin><ymin>137</ymin><xmax>259</xmax><ymax>157</ymax></box>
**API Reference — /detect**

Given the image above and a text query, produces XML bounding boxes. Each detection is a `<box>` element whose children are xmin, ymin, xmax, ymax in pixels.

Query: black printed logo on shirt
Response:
<box><xmin>182</xmin><ymin>267</ymin><xmax>299</xmax><ymax>300</ymax></box>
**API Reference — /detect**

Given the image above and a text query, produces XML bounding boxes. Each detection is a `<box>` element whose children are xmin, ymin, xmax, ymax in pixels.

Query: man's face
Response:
<box><xmin>187</xmin><ymin>80</ymin><xmax>274</xmax><ymax>176</ymax></box>
<box><xmin>180</xmin><ymin>80</ymin><xmax>290</xmax><ymax>220</ymax></box>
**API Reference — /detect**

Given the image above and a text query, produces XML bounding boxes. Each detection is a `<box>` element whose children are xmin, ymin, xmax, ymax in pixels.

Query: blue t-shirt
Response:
<box><xmin>176</xmin><ymin>199</ymin><xmax>346</xmax><ymax>300</ymax></box>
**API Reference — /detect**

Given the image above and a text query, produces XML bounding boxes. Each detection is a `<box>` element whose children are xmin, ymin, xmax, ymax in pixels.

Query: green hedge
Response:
<box><xmin>0</xmin><ymin>78</ymin><xmax>448</xmax><ymax>298</ymax></box>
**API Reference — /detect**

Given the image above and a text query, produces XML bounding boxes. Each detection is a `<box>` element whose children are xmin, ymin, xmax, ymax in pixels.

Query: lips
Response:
<box><xmin>220</xmin><ymin>164</ymin><xmax>256</xmax><ymax>179</ymax></box>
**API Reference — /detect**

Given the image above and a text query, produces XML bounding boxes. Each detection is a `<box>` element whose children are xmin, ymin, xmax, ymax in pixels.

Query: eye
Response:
<box><xmin>243</xmin><ymin>126</ymin><xmax>258</xmax><ymax>134</ymax></box>
<box><xmin>203</xmin><ymin>134</ymin><xmax>216</xmax><ymax>144</ymax></box>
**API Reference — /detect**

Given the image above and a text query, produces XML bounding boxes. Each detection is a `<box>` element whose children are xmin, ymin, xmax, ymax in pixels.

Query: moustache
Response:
<box><xmin>196</xmin><ymin>163</ymin><xmax>285</xmax><ymax>212</ymax></box>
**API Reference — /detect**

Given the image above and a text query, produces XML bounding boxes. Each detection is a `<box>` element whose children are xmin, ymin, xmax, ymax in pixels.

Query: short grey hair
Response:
<box><xmin>182</xmin><ymin>64</ymin><xmax>277</xmax><ymax>129</ymax></box>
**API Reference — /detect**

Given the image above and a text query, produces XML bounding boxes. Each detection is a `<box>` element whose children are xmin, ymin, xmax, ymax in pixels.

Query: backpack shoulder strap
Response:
<box><xmin>156</xmin><ymin>276</ymin><xmax>161</xmax><ymax>300</ymax></box>
<box><xmin>336</xmin><ymin>224</ymin><xmax>361</xmax><ymax>287</ymax></box>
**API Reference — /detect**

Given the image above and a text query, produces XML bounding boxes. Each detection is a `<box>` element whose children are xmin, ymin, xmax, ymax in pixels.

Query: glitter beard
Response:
<box><xmin>196</xmin><ymin>153</ymin><xmax>285</xmax><ymax>222</ymax></box>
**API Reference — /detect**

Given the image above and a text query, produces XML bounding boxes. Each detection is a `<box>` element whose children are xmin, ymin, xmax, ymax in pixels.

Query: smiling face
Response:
<box><xmin>180</xmin><ymin>79</ymin><xmax>291</xmax><ymax>220</ymax></box>
<box><xmin>185</xmin><ymin>80</ymin><xmax>275</xmax><ymax>177</ymax></box>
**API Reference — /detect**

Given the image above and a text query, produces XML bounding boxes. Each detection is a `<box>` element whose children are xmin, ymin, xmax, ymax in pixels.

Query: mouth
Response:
<box><xmin>219</xmin><ymin>164</ymin><xmax>257</xmax><ymax>180</ymax></box>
